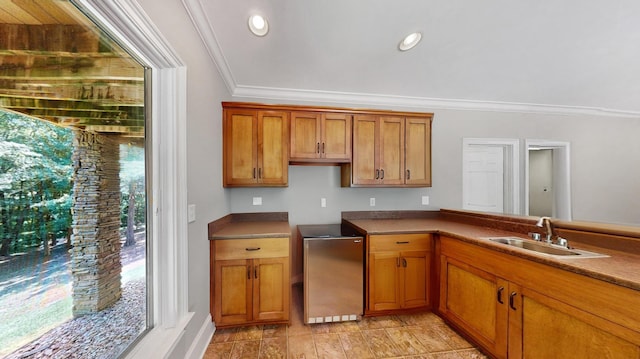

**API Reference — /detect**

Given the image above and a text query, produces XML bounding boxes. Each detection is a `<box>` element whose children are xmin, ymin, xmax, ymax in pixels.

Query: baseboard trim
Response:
<box><xmin>185</xmin><ymin>314</ymin><xmax>215</xmax><ymax>359</ymax></box>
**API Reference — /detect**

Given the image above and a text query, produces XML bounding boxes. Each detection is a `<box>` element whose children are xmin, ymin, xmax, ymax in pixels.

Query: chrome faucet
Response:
<box><xmin>535</xmin><ymin>216</ymin><xmax>553</xmax><ymax>243</ymax></box>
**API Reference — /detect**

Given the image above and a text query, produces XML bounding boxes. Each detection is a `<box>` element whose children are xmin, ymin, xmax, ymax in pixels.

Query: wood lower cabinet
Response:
<box><xmin>516</xmin><ymin>288</ymin><xmax>640</xmax><ymax>359</ymax></box>
<box><xmin>290</xmin><ymin>111</ymin><xmax>352</xmax><ymax>162</ymax></box>
<box><xmin>439</xmin><ymin>236</ymin><xmax>640</xmax><ymax>359</ymax></box>
<box><xmin>367</xmin><ymin>234</ymin><xmax>431</xmax><ymax>314</ymax></box>
<box><xmin>223</xmin><ymin>105</ymin><xmax>289</xmax><ymax>187</ymax></box>
<box><xmin>213</xmin><ymin>237</ymin><xmax>290</xmax><ymax>328</ymax></box>
<box><xmin>440</xmin><ymin>256</ymin><xmax>509</xmax><ymax>358</ymax></box>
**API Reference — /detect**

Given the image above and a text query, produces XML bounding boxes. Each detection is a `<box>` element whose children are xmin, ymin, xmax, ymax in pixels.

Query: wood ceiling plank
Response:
<box><xmin>37</xmin><ymin>0</ymin><xmax>80</xmax><ymax>25</ymax></box>
<box><xmin>11</xmin><ymin>0</ymin><xmax>59</xmax><ymax>24</ymax></box>
<box><xmin>0</xmin><ymin>0</ymin><xmax>145</xmax><ymax>137</ymax></box>
<box><xmin>0</xmin><ymin>0</ymin><xmax>40</xmax><ymax>24</ymax></box>
<box><xmin>0</xmin><ymin>7</ymin><xmax>21</xmax><ymax>24</ymax></box>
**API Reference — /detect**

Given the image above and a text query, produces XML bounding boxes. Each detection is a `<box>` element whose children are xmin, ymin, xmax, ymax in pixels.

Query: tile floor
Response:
<box><xmin>204</xmin><ymin>284</ymin><xmax>487</xmax><ymax>359</ymax></box>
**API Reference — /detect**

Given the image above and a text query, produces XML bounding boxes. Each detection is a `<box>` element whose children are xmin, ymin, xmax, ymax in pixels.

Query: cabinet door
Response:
<box><xmin>214</xmin><ymin>259</ymin><xmax>252</xmax><ymax>326</ymax></box>
<box><xmin>352</xmin><ymin>115</ymin><xmax>379</xmax><ymax>185</ymax></box>
<box><xmin>378</xmin><ymin>116</ymin><xmax>405</xmax><ymax>185</ymax></box>
<box><xmin>514</xmin><ymin>287</ymin><xmax>640</xmax><ymax>359</ymax></box>
<box><xmin>223</xmin><ymin>109</ymin><xmax>258</xmax><ymax>186</ymax></box>
<box><xmin>290</xmin><ymin>112</ymin><xmax>321</xmax><ymax>160</ymax></box>
<box><xmin>405</xmin><ymin>117</ymin><xmax>431</xmax><ymax>186</ymax></box>
<box><xmin>257</xmin><ymin>111</ymin><xmax>289</xmax><ymax>186</ymax></box>
<box><xmin>369</xmin><ymin>251</ymin><xmax>401</xmax><ymax>311</ymax></box>
<box><xmin>400</xmin><ymin>250</ymin><xmax>430</xmax><ymax>309</ymax></box>
<box><xmin>253</xmin><ymin>257</ymin><xmax>290</xmax><ymax>322</ymax></box>
<box><xmin>440</xmin><ymin>256</ymin><xmax>508</xmax><ymax>358</ymax></box>
<box><xmin>322</xmin><ymin>113</ymin><xmax>352</xmax><ymax>161</ymax></box>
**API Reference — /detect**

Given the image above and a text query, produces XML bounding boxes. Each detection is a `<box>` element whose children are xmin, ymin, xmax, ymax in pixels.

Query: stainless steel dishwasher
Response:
<box><xmin>298</xmin><ymin>224</ymin><xmax>364</xmax><ymax>324</ymax></box>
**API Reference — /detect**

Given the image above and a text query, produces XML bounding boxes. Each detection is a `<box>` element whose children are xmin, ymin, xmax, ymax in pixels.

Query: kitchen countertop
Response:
<box><xmin>345</xmin><ymin>217</ymin><xmax>640</xmax><ymax>292</ymax></box>
<box><xmin>208</xmin><ymin>212</ymin><xmax>290</xmax><ymax>240</ymax></box>
<box><xmin>209</xmin><ymin>220</ymin><xmax>291</xmax><ymax>239</ymax></box>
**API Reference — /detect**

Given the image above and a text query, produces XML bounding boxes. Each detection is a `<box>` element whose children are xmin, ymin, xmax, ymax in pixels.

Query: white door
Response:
<box><xmin>463</xmin><ymin>146</ymin><xmax>504</xmax><ymax>213</ymax></box>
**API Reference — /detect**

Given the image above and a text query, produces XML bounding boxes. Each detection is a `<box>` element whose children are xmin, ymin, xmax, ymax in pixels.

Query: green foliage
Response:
<box><xmin>0</xmin><ymin>111</ymin><xmax>73</xmax><ymax>255</ymax></box>
<box><xmin>0</xmin><ymin>111</ymin><xmax>147</xmax><ymax>254</ymax></box>
<box><xmin>119</xmin><ymin>144</ymin><xmax>146</xmax><ymax>230</ymax></box>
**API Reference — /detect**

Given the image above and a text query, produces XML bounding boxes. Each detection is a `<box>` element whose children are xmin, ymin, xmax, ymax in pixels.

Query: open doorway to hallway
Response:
<box><xmin>525</xmin><ymin>140</ymin><xmax>572</xmax><ymax>220</ymax></box>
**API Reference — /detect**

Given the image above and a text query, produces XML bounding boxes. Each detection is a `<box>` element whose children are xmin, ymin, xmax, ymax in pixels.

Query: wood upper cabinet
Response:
<box><xmin>290</xmin><ymin>111</ymin><xmax>352</xmax><ymax>162</ymax></box>
<box><xmin>351</xmin><ymin>115</ymin><xmax>431</xmax><ymax>187</ymax></box>
<box><xmin>367</xmin><ymin>234</ymin><xmax>431</xmax><ymax>314</ymax></box>
<box><xmin>223</xmin><ymin>106</ymin><xmax>289</xmax><ymax>187</ymax></box>
<box><xmin>405</xmin><ymin>117</ymin><xmax>432</xmax><ymax>186</ymax></box>
<box><xmin>439</xmin><ymin>236</ymin><xmax>640</xmax><ymax>359</ymax></box>
<box><xmin>213</xmin><ymin>237</ymin><xmax>290</xmax><ymax>328</ymax></box>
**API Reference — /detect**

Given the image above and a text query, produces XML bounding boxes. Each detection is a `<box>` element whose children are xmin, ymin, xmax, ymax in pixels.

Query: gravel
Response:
<box><xmin>5</xmin><ymin>278</ymin><xmax>146</xmax><ymax>359</ymax></box>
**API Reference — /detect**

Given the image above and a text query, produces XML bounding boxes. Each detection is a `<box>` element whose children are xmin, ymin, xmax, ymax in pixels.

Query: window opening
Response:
<box><xmin>0</xmin><ymin>0</ymin><xmax>148</xmax><ymax>357</ymax></box>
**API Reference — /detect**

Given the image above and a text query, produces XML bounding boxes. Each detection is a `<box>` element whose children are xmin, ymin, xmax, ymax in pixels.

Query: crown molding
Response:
<box><xmin>183</xmin><ymin>0</ymin><xmax>640</xmax><ymax>119</ymax></box>
<box><xmin>233</xmin><ymin>86</ymin><xmax>640</xmax><ymax>118</ymax></box>
<box><xmin>181</xmin><ymin>0</ymin><xmax>236</xmax><ymax>95</ymax></box>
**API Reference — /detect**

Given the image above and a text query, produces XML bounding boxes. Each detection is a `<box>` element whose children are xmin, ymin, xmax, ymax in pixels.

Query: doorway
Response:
<box><xmin>525</xmin><ymin>140</ymin><xmax>571</xmax><ymax>220</ymax></box>
<box><xmin>462</xmin><ymin>138</ymin><xmax>520</xmax><ymax>215</ymax></box>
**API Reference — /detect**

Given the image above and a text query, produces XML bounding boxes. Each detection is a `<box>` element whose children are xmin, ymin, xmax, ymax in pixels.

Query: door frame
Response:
<box><xmin>524</xmin><ymin>140</ymin><xmax>571</xmax><ymax>220</ymax></box>
<box><xmin>462</xmin><ymin>138</ymin><xmax>520</xmax><ymax>215</ymax></box>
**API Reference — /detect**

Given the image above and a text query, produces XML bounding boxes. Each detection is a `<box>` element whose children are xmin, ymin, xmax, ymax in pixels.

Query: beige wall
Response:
<box><xmin>229</xmin><ymin>107</ymin><xmax>640</xmax><ymax>227</ymax></box>
<box><xmin>136</xmin><ymin>0</ymin><xmax>231</xmax><ymax>357</ymax></box>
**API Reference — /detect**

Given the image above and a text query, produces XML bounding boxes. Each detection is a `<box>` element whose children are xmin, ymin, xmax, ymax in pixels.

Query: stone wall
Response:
<box><xmin>71</xmin><ymin>130</ymin><xmax>122</xmax><ymax>316</ymax></box>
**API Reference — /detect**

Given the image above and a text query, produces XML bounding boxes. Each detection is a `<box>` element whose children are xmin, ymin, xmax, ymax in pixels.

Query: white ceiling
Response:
<box><xmin>183</xmin><ymin>0</ymin><xmax>640</xmax><ymax>116</ymax></box>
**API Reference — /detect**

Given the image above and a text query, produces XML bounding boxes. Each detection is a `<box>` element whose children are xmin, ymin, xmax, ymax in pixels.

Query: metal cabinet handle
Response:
<box><xmin>247</xmin><ymin>266</ymin><xmax>251</xmax><ymax>279</ymax></box>
<box><xmin>322</xmin><ymin>142</ymin><xmax>325</xmax><ymax>153</ymax></box>
<box><xmin>375</xmin><ymin>169</ymin><xmax>380</xmax><ymax>179</ymax></box>
<box><xmin>402</xmin><ymin>258</ymin><xmax>407</xmax><ymax>267</ymax></box>
<box><xmin>245</xmin><ymin>247</ymin><xmax>261</xmax><ymax>251</ymax></box>
<box><xmin>396</xmin><ymin>241</ymin><xmax>410</xmax><ymax>244</ymax></box>
<box><xmin>509</xmin><ymin>291</ymin><xmax>517</xmax><ymax>310</ymax></box>
<box><xmin>317</xmin><ymin>142</ymin><xmax>320</xmax><ymax>153</ymax></box>
<box><xmin>254</xmin><ymin>266</ymin><xmax>258</xmax><ymax>279</ymax></box>
<box><xmin>258</xmin><ymin>168</ymin><xmax>262</xmax><ymax>179</ymax></box>
<box><xmin>380</xmin><ymin>169</ymin><xmax>385</xmax><ymax>179</ymax></box>
<box><xmin>407</xmin><ymin>169</ymin><xmax>411</xmax><ymax>180</ymax></box>
<box><xmin>253</xmin><ymin>168</ymin><xmax>257</xmax><ymax>179</ymax></box>
<box><xmin>497</xmin><ymin>286</ymin><xmax>504</xmax><ymax>304</ymax></box>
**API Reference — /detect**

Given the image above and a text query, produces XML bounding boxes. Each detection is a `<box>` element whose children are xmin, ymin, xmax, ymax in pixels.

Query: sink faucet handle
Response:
<box><xmin>555</xmin><ymin>237</ymin><xmax>569</xmax><ymax>248</ymax></box>
<box><xmin>528</xmin><ymin>232</ymin><xmax>542</xmax><ymax>241</ymax></box>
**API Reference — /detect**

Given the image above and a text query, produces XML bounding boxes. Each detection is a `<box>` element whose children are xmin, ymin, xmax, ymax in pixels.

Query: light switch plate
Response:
<box><xmin>422</xmin><ymin>196</ymin><xmax>430</xmax><ymax>205</ymax></box>
<box><xmin>321</xmin><ymin>198</ymin><xmax>327</xmax><ymax>207</ymax></box>
<box><xmin>252</xmin><ymin>197</ymin><xmax>262</xmax><ymax>206</ymax></box>
<box><xmin>369</xmin><ymin>198</ymin><xmax>376</xmax><ymax>206</ymax></box>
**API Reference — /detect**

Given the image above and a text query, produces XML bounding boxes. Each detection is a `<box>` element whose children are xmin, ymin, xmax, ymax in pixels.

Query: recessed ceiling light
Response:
<box><xmin>248</xmin><ymin>15</ymin><xmax>269</xmax><ymax>37</ymax></box>
<box><xmin>399</xmin><ymin>32</ymin><xmax>422</xmax><ymax>51</ymax></box>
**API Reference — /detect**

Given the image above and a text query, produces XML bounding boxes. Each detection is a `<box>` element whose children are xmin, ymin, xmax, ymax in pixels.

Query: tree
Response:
<box><xmin>120</xmin><ymin>143</ymin><xmax>145</xmax><ymax>247</ymax></box>
<box><xmin>0</xmin><ymin>111</ymin><xmax>73</xmax><ymax>255</ymax></box>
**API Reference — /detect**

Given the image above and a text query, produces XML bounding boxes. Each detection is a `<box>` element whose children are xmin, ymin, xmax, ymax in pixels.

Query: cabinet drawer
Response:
<box><xmin>369</xmin><ymin>234</ymin><xmax>431</xmax><ymax>252</ymax></box>
<box><xmin>215</xmin><ymin>237</ymin><xmax>289</xmax><ymax>260</ymax></box>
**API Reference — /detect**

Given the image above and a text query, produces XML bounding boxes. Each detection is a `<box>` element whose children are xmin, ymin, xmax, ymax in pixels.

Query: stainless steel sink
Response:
<box><xmin>482</xmin><ymin>237</ymin><xmax>608</xmax><ymax>259</ymax></box>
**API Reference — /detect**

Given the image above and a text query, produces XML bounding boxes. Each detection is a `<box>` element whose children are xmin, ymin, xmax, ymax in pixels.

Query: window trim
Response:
<box><xmin>72</xmin><ymin>0</ymin><xmax>191</xmax><ymax>356</ymax></box>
